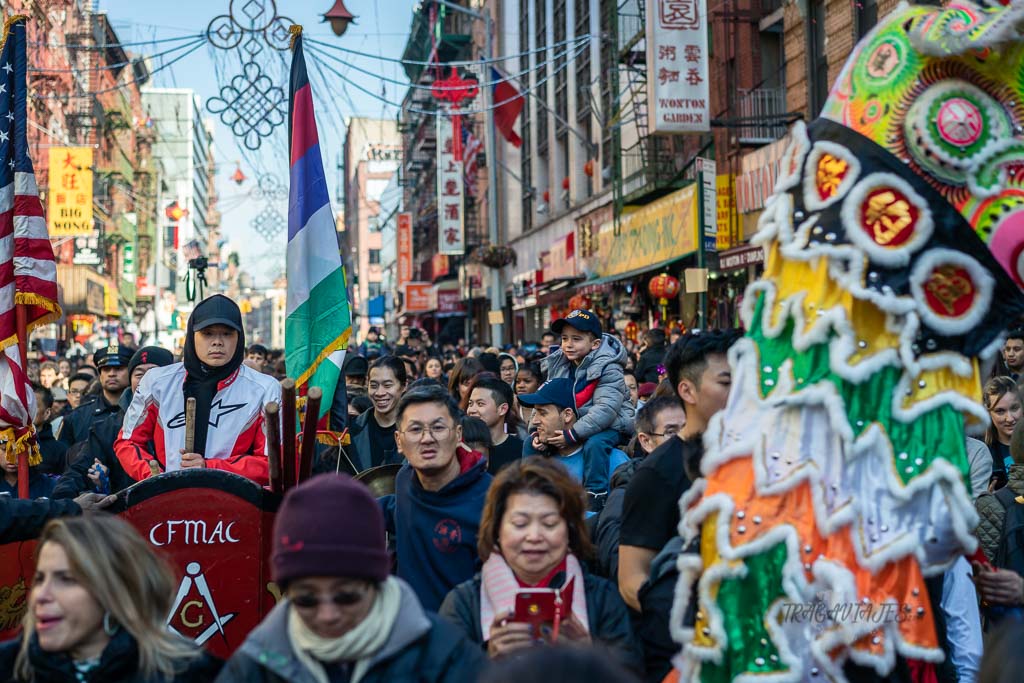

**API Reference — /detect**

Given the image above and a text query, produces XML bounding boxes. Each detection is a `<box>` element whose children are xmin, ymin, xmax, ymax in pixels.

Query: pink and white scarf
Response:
<box><xmin>479</xmin><ymin>552</ymin><xmax>589</xmax><ymax>641</ymax></box>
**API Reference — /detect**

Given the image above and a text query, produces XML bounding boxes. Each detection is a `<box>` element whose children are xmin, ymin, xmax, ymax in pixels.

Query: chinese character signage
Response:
<box><xmin>645</xmin><ymin>0</ymin><xmax>710</xmax><ymax>133</ymax></box>
<box><xmin>697</xmin><ymin>158</ymin><xmax>717</xmax><ymax>252</ymax></box>
<box><xmin>47</xmin><ymin>147</ymin><xmax>94</xmax><ymax>236</ymax></box>
<box><xmin>72</xmin><ymin>232</ymin><xmax>102</xmax><ymax>266</ymax></box>
<box><xmin>436</xmin><ymin>117</ymin><xmax>465</xmax><ymax>255</ymax></box>
<box><xmin>404</xmin><ymin>282</ymin><xmax>432</xmax><ymax>313</ymax></box>
<box><xmin>397</xmin><ymin>212</ymin><xmax>413</xmax><ymax>289</ymax></box>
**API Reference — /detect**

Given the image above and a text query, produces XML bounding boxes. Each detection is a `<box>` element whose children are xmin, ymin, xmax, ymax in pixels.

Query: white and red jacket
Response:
<box><xmin>114</xmin><ymin>362</ymin><xmax>281</xmax><ymax>484</ymax></box>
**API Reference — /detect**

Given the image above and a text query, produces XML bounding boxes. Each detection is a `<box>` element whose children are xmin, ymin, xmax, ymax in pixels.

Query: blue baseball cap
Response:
<box><xmin>516</xmin><ymin>378</ymin><xmax>577</xmax><ymax>413</ymax></box>
<box><xmin>551</xmin><ymin>309</ymin><xmax>601</xmax><ymax>337</ymax></box>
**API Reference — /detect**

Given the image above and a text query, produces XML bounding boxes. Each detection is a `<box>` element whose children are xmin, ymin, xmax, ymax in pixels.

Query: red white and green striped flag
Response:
<box><xmin>285</xmin><ymin>29</ymin><xmax>350</xmax><ymax>423</ymax></box>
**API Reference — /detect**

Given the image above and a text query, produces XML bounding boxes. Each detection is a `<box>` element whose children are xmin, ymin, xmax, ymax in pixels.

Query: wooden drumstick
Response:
<box><xmin>298</xmin><ymin>387</ymin><xmax>321</xmax><ymax>484</ymax></box>
<box><xmin>281</xmin><ymin>379</ymin><xmax>297</xmax><ymax>490</ymax></box>
<box><xmin>265</xmin><ymin>402</ymin><xmax>282</xmax><ymax>494</ymax></box>
<box><xmin>184</xmin><ymin>397</ymin><xmax>197</xmax><ymax>455</ymax></box>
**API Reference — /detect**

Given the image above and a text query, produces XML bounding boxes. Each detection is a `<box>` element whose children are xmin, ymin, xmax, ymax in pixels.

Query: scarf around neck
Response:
<box><xmin>287</xmin><ymin>576</ymin><xmax>403</xmax><ymax>683</ymax></box>
<box><xmin>479</xmin><ymin>551</ymin><xmax>589</xmax><ymax>641</ymax></box>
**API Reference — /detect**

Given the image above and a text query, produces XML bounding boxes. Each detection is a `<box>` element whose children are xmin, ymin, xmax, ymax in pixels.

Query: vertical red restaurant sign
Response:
<box><xmin>397</xmin><ymin>212</ymin><xmax>413</xmax><ymax>290</ymax></box>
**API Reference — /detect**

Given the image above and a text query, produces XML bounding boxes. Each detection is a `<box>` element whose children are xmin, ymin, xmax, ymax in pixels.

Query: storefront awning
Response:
<box><xmin>575</xmin><ymin>254</ymin><xmax>692</xmax><ymax>288</ymax></box>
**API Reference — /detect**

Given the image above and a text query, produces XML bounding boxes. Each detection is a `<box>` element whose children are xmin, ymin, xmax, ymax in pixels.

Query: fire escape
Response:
<box><xmin>605</xmin><ymin>0</ymin><xmax>696</xmax><ymax>234</ymax></box>
<box><xmin>398</xmin><ymin>2</ymin><xmax>479</xmax><ymax>283</ymax></box>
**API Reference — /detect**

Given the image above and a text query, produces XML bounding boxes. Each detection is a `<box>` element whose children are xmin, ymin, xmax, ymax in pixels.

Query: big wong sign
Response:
<box><xmin>47</xmin><ymin>147</ymin><xmax>94</xmax><ymax>237</ymax></box>
<box><xmin>0</xmin><ymin>470</ymin><xmax>280</xmax><ymax>657</ymax></box>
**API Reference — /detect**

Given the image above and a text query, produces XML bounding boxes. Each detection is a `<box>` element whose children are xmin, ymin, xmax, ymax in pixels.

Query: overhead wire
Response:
<box><xmin>307</xmin><ymin>40</ymin><xmax>590</xmax><ymax>117</ymax></box>
<box><xmin>310</xmin><ymin>35</ymin><xmax>588</xmax><ymax>94</ymax></box>
<box><xmin>304</xmin><ymin>32</ymin><xmax>590</xmax><ymax>68</ymax></box>
<box><xmin>28</xmin><ymin>32</ymin><xmax>204</xmax><ymax>50</ymax></box>
<box><xmin>36</xmin><ymin>39</ymin><xmax>206</xmax><ymax>100</ymax></box>
<box><xmin>28</xmin><ymin>36</ymin><xmax>207</xmax><ymax>73</ymax></box>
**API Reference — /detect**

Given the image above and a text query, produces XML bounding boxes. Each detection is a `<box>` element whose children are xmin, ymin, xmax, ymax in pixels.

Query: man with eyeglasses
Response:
<box><xmin>379</xmin><ymin>385</ymin><xmax>492</xmax><ymax>612</ymax></box>
<box><xmin>64</xmin><ymin>373</ymin><xmax>93</xmax><ymax>413</ymax></box>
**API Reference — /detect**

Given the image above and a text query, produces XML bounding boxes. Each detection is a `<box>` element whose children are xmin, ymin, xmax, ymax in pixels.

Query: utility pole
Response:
<box><xmin>482</xmin><ymin>8</ymin><xmax>504</xmax><ymax>345</ymax></box>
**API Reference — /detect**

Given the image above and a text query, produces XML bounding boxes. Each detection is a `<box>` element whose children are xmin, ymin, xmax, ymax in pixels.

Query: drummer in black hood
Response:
<box><xmin>114</xmin><ymin>295</ymin><xmax>282</xmax><ymax>483</ymax></box>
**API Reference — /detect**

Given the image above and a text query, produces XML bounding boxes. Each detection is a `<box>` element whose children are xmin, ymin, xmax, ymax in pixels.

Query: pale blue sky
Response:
<box><xmin>96</xmin><ymin>0</ymin><xmax>418</xmax><ymax>285</ymax></box>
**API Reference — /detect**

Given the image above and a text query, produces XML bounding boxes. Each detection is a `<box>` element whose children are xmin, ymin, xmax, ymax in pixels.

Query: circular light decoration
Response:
<box><xmin>909</xmin><ymin>248</ymin><xmax>993</xmax><ymax>336</ymax></box>
<box><xmin>903</xmin><ymin>79</ymin><xmax>1011</xmax><ymax>186</ymax></box>
<box><xmin>841</xmin><ymin>172</ymin><xmax>934</xmax><ymax>266</ymax></box>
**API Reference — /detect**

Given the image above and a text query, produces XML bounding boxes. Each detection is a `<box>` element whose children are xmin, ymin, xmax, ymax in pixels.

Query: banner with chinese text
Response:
<box><xmin>645</xmin><ymin>0</ymin><xmax>710</xmax><ymax>133</ymax></box>
<box><xmin>397</xmin><ymin>212</ymin><xmax>413</xmax><ymax>289</ymax></box>
<box><xmin>436</xmin><ymin>117</ymin><xmax>465</xmax><ymax>255</ymax></box>
<box><xmin>47</xmin><ymin>147</ymin><xmax>93</xmax><ymax>236</ymax></box>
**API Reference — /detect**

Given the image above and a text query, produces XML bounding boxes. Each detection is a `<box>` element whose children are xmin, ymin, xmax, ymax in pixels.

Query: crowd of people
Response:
<box><xmin>6</xmin><ymin>306</ymin><xmax>1024</xmax><ymax>681</ymax></box>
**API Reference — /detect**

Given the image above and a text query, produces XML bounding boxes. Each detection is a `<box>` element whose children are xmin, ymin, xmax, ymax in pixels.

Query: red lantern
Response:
<box><xmin>543</xmin><ymin>190</ymin><xmax>550</xmax><ymax>203</ymax></box>
<box><xmin>568</xmin><ymin>294</ymin><xmax>591</xmax><ymax>310</ymax></box>
<box><xmin>649</xmin><ymin>273</ymin><xmax>681</xmax><ymax>324</ymax></box>
<box><xmin>624</xmin><ymin>320</ymin><xmax>639</xmax><ymax>343</ymax></box>
<box><xmin>231</xmin><ymin>164</ymin><xmax>247</xmax><ymax>186</ymax></box>
<box><xmin>648</xmin><ymin>273</ymin><xmax>681</xmax><ymax>302</ymax></box>
<box><xmin>561</xmin><ymin>177</ymin><xmax>570</xmax><ymax>191</ymax></box>
<box><xmin>583</xmin><ymin>159</ymin><xmax>595</xmax><ymax>178</ymax></box>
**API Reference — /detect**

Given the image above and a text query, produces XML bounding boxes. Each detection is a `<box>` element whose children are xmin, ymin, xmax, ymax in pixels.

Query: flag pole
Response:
<box><xmin>15</xmin><ymin>303</ymin><xmax>28</xmax><ymax>499</ymax></box>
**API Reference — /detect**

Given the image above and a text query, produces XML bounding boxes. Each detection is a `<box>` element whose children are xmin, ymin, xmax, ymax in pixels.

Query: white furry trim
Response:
<box><xmin>802</xmin><ymin>141</ymin><xmax>861</xmax><ymax>212</ymax></box>
<box><xmin>909</xmin><ymin>249</ymin><xmax>995</xmax><ymax>336</ymax></box>
<box><xmin>774</xmin><ymin>120</ymin><xmax>810</xmax><ymax>194</ymax></box>
<box><xmin>840</xmin><ymin>173</ymin><xmax>935</xmax><ymax>267</ymax></box>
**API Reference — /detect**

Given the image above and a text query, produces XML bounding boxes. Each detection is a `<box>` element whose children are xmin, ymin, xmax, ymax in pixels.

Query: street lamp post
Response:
<box><xmin>434</xmin><ymin>0</ymin><xmax>504</xmax><ymax>345</ymax></box>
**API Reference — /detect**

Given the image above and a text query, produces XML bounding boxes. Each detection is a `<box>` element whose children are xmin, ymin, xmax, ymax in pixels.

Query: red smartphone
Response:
<box><xmin>511</xmin><ymin>577</ymin><xmax>575</xmax><ymax>640</ymax></box>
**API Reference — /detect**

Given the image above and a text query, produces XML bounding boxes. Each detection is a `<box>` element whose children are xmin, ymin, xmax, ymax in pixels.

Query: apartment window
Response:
<box><xmin>368</xmin><ymin>215</ymin><xmax>380</xmax><ymax>232</ymax></box>
<box><xmin>369</xmin><ymin>249</ymin><xmax>381</xmax><ymax>265</ymax></box>
<box><xmin>807</xmin><ymin>0</ymin><xmax>829</xmax><ymax>116</ymax></box>
<box><xmin>856</xmin><ymin>0</ymin><xmax>879</xmax><ymax>40</ymax></box>
<box><xmin>368</xmin><ymin>282</ymin><xmax>382</xmax><ymax>298</ymax></box>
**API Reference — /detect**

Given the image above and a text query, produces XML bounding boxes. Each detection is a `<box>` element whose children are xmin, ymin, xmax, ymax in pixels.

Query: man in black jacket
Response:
<box><xmin>633</xmin><ymin>328</ymin><xmax>668</xmax><ymax>384</ymax></box>
<box><xmin>59</xmin><ymin>343</ymin><xmax>134</xmax><ymax>447</ymax></box>
<box><xmin>52</xmin><ymin>346</ymin><xmax>174</xmax><ymax>499</ymax></box>
<box><xmin>0</xmin><ymin>492</ymin><xmax>115</xmax><ymax>543</ymax></box>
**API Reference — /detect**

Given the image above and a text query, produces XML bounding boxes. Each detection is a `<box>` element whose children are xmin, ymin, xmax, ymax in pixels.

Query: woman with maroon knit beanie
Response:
<box><xmin>216</xmin><ymin>474</ymin><xmax>485</xmax><ymax>683</ymax></box>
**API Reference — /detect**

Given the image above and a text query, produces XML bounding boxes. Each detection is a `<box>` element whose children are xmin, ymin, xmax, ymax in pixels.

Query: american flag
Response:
<box><xmin>0</xmin><ymin>16</ymin><xmax>61</xmax><ymax>469</ymax></box>
<box><xmin>462</xmin><ymin>124</ymin><xmax>483</xmax><ymax>198</ymax></box>
<box><xmin>182</xmin><ymin>239</ymin><xmax>203</xmax><ymax>262</ymax></box>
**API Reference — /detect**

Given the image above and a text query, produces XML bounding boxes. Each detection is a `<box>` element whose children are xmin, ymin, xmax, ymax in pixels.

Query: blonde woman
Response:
<box><xmin>0</xmin><ymin>515</ymin><xmax>220</xmax><ymax>682</ymax></box>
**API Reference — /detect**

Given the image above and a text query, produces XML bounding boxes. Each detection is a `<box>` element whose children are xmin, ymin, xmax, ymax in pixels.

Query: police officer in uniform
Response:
<box><xmin>59</xmin><ymin>343</ymin><xmax>135</xmax><ymax>448</ymax></box>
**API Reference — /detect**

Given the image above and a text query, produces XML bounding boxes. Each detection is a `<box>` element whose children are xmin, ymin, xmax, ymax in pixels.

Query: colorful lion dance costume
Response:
<box><xmin>673</xmin><ymin>2</ymin><xmax>1024</xmax><ymax>680</ymax></box>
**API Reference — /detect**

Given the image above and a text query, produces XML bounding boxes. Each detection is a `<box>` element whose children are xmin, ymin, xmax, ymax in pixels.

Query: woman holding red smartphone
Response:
<box><xmin>439</xmin><ymin>457</ymin><xmax>641</xmax><ymax>670</ymax></box>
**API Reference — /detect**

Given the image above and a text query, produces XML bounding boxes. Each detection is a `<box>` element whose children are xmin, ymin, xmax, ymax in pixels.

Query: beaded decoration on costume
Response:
<box><xmin>673</xmin><ymin>2</ymin><xmax>1024</xmax><ymax>681</ymax></box>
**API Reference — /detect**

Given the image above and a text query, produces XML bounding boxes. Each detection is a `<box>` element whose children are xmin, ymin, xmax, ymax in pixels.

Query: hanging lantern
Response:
<box><xmin>583</xmin><ymin>159</ymin><xmax>595</xmax><ymax>178</ymax></box>
<box><xmin>322</xmin><ymin>0</ymin><xmax>357</xmax><ymax>37</ymax></box>
<box><xmin>648</xmin><ymin>272</ymin><xmax>681</xmax><ymax>323</ymax></box>
<box><xmin>561</xmin><ymin>176</ymin><xmax>570</xmax><ymax>191</ymax></box>
<box><xmin>164</xmin><ymin>201</ymin><xmax>187</xmax><ymax>222</ymax></box>
<box><xmin>568</xmin><ymin>294</ymin><xmax>591</xmax><ymax>311</ymax></box>
<box><xmin>543</xmin><ymin>190</ymin><xmax>550</xmax><ymax>203</ymax></box>
<box><xmin>230</xmin><ymin>164</ymin><xmax>247</xmax><ymax>186</ymax></box>
<box><xmin>648</xmin><ymin>273</ymin><xmax>681</xmax><ymax>301</ymax></box>
<box><xmin>624</xmin><ymin>320</ymin><xmax>639</xmax><ymax>343</ymax></box>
